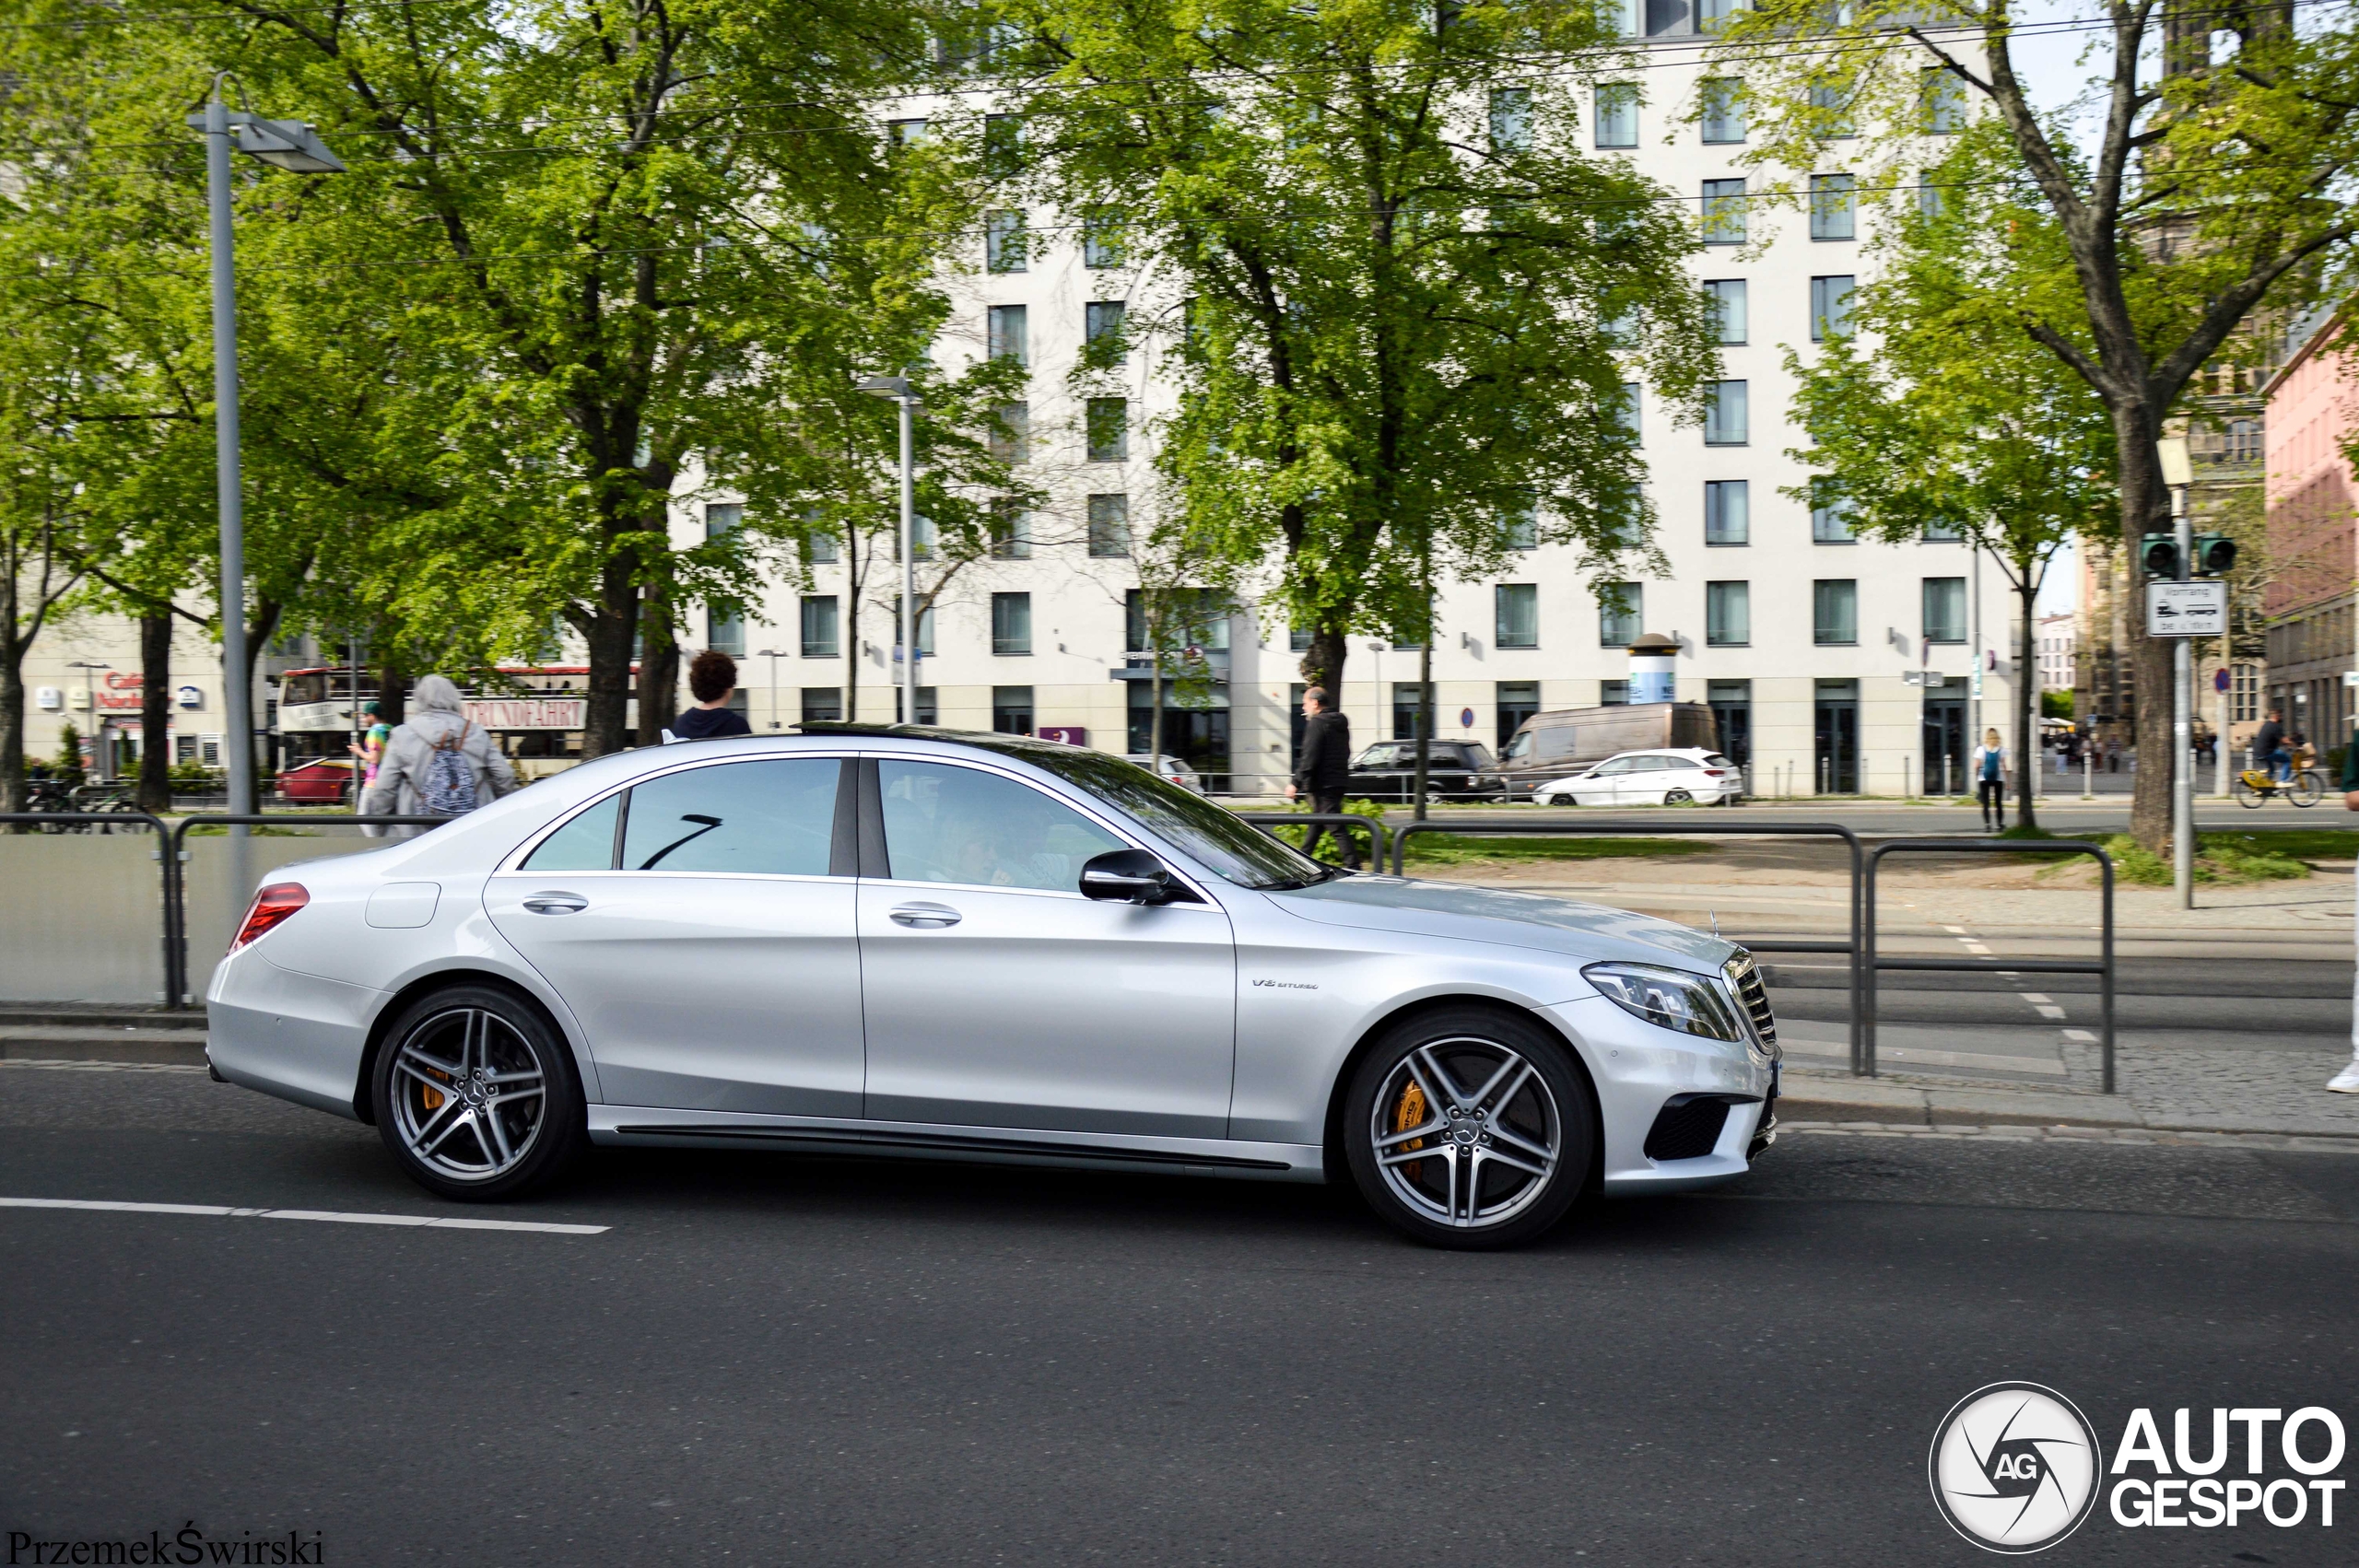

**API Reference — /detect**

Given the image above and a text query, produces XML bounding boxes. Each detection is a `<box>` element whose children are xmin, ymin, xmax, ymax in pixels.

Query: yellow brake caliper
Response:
<box><xmin>1395</xmin><ymin>1080</ymin><xmax>1427</xmax><ymax>1182</ymax></box>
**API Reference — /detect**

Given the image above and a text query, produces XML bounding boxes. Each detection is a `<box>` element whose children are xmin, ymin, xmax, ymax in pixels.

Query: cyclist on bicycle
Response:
<box><xmin>2254</xmin><ymin>708</ymin><xmax>2290</xmax><ymax>781</ymax></box>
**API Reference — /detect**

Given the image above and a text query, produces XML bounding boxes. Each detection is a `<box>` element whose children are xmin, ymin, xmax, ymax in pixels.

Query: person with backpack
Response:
<box><xmin>362</xmin><ymin>673</ymin><xmax>516</xmax><ymax>837</ymax></box>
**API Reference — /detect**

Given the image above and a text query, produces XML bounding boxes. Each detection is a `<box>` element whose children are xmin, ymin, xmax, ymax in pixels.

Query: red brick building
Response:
<box><xmin>2263</xmin><ymin>305</ymin><xmax>2357</xmax><ymax>743</ymax></box>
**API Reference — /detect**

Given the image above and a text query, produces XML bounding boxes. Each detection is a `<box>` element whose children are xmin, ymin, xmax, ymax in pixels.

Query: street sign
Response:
<box><xmin>2146</xmin><ymin>579</ymin><xmax>2226</xmax><ymax>637</ymax></box>
<box><xmin>2214</xmin><ymin>669</ymin><xmax>2232</xmax><ymax>694</ymax></box>
<box><xmin>1460</xmin><ymin>707</ymin><xmax>1475</xmax><ymax>729</ymax></box>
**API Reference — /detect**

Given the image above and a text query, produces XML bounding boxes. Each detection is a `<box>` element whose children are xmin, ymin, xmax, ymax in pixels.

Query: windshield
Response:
<box><xmin>1008</xmin><ymin>745</ymin><xmax>1332</xmax><ymax>889</ymax></box>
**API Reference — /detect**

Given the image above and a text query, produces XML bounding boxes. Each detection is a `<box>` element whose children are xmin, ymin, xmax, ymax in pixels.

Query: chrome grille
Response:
<box><xmin>1725</xmin><ymin>953</ymin><xmax>1778</xmax><ymax>1047</ymax></box>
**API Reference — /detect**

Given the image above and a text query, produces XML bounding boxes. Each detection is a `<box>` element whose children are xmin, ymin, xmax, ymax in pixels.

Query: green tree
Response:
<box><xmin>1004</xmin><ymin>0</ymin><xmax>1718</xmax><ymax>704</ymax></box>
<box><xmin>1715</xmin><ymin>0</ymin><xmax>2359</xmax><ymax>848</ymax></box>
<box><xmin>1783</xmin><ymin>134</ymin><xmax>2116</xmax><ymax>832</ymax></box>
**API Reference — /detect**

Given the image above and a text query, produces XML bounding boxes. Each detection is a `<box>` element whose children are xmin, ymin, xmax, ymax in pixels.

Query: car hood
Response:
<box><xmin>1264</xmin><ymin>874</ymin><xmax>1738</xmax><ymax>972</ymax></box>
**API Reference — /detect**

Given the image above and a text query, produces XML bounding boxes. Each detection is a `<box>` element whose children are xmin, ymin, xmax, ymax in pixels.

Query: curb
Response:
<box><xmin>1779</xmin><ymin>1075</ymin><xmax>2359</xmax><ymax>1144</ymax></box>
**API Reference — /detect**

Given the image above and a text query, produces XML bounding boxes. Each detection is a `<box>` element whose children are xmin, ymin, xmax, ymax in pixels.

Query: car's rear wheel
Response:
<box><xmin>371</xmin><ymin>984</ymin><xmax>585</xmax><ymax>1201</ymax></box>
<box><xmin>1343</xmin><ymin>1007</ymin><xmax>1594</xmax><ymax>1250</ymax></box>
<box><xmin>1664</xmin><ymin>788</ymin><xmax>1693</xmax><ymax>805</ymax></box>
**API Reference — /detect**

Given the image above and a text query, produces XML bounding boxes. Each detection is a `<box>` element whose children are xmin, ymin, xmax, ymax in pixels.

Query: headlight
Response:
<box><xmin>1583</xmin><ymin>962</ymin><xmax>1746</xmax><ymax>1042</ymax></box>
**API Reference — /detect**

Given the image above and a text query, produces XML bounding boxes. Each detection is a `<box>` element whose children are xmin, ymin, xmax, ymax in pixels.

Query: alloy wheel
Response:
<box><xmin>1370</xmin><ymin>1036</ymin><xmax>1563</xmax><ymax>1229</ymax></box>
<box><xmin>388</xmin><ymin>1006</ymin><xmax>549</xmax><ymax>1183</ymax></box>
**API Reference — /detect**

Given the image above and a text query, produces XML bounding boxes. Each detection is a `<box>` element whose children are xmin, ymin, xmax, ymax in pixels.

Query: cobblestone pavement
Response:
<box><xmin>1779</xmin><ymin>1119</ymin><xmax>2359</xmax><ymax>1153</ymax></box>
<box><xmin>2063</xmin><ymin>1038</ymin><xmax>2359</xmax><ymax>1135</ymax></box>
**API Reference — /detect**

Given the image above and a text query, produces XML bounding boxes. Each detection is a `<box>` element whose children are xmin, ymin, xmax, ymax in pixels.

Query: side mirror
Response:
<box><xmin>1080</xmin><ymin>848</ymin><xmax>1181</xmax><ymax>905</ymax></box>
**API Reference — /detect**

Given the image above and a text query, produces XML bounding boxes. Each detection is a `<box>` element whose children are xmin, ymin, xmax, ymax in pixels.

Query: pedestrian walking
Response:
<box><xmin>2336</xmin><ymin>745</ymin><xmax>2359</xmax><ymax>1093</ymax></box>
<box><xmin>346</xmin><ymin>699</ymin><xmax>389</xmax><ymax>806</ymax></box>
<box><xmin>1285</xmin><ymin>685</ymin><xmax>1359</xmax><ymax>869</ymax></box>
<box><xmin>361</xmin><ymin>673</ymin><xmax>516</xmax><ymax>837</ymax></box>
<box><xmin>1970</xmin><ymin>727</ymin><xmax>2008</xmax><ymax>831</ymax></box>
<box><xmin>668</xmin><ymin>650</ymin><xmax>754</xmax><ymax>741</ymax></box>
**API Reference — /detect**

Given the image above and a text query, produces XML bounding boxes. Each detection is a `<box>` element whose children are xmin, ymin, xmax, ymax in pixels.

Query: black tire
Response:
<box><xmin>2233</xmin><ymin>773</ymin><xmax>2265</xmax><ymax>809</ymax></box>
<box><xmin>1663</xmin><ymin>789</ymin><xmax>1693</xmax><ymax>805</ymax></box>
<box><xmin>2290</xmin><ymin>770</ymin><xmax>2324</xmax><ymax>807</ymax></box>
<box><xmin>370</xmin><ymin>983</ymin><xmax>586</xmax><ymax>1201</ymax></box>
<box><xmin>1342</xmin><ymin>1006</ymin><xmax>1595</xmax><ymax>1250</ymax></box>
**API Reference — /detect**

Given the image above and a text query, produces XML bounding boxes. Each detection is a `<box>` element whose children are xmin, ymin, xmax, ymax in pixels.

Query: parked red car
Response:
<box><xmin>277</xmin><ymin>757</ymin><xmax>354</xmax><ymax>804</ymax></box>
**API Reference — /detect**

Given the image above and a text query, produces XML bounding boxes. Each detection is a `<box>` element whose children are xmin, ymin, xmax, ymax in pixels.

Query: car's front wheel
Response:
<box><xmin>371</xmin><ymin>983</ymin><xmax>585</xmax><ymax>1201</ymax></box>
<box><xmin>1342</xmin><ymin>1007</ymin><xmax>1594</xmax><ymax>1249</ymax></box>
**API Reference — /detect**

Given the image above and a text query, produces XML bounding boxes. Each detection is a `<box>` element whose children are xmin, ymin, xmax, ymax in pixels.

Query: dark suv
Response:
<box><xmin>1345</xmin><ymin>741</ymin><xmax>1505</xmax><ymax>802</ymax></box>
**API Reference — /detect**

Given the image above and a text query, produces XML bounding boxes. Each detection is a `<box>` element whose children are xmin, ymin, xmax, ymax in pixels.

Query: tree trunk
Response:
<box><xmin>1299</xmin><ymin>623</ymin><xmax>1348</xmax><ymax>702</ymax></box>
<box><xmin>377</xmin><ymin>647</ymin><xmax>406</xmax><ymax>727</ymax></box>
<box><xmin>241</xmin><ymin>599</ymin><xmax>285</xmax><ymax>795</ymax></box>
<box><xmin>2119</xmin><ymin>412</ymin><xmax>2175</xmax><ymax>849</ymax></box>
<box><xmin>634</xmin><ymin>588</ymin><xmax>679</xmax><ymax>747</ymax></box>
<box><xmin>137</xmin><ymin>610</ymin><xmax>171</xmax><ymax>815</ymax></box>
<box><xmin>581</xmin><ymin>550</ymin><xmax>639</xmax><ymax>756</ymax></box>
<box><xmin>0</xmin><ymin>646</ymin><xmax>23</xmax><ymax>815</ymax></box>
<box><xmin>1413</xmin><ymin>635</ymin><xmax>1433</xmax><ymax>820</ymax></box>
<box><xmin>2014</xmin><ymin>574</ymin><xmax>2039</xmax><ymax>833</ymax></box>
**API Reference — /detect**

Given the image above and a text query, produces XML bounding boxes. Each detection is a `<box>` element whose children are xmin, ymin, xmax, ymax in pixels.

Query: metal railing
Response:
<box><xmin>1242</xmin><ymin>812</ymin><xmax>1391</xmax><ymax>867</ymax></box>
<box><xmin>0</xmin><ymin>811</ymin><xmax>175</xmax><ymax>1006</ymax></box>
<box><xmin>1380</xmin><ymin>819</ymin><xmax>1868</xmax><ymax>1072</ymax></box>
<box><xmin>1865</xmin><ymin>837</ymin><xmax>2117</xmax><ymax>1092</ymax></box>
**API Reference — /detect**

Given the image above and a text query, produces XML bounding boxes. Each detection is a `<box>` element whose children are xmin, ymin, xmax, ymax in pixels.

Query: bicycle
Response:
<box><xmin>2233</xmin><ymin>766</ymin><xmax>2324</xmax><ymax>808</ymax></box>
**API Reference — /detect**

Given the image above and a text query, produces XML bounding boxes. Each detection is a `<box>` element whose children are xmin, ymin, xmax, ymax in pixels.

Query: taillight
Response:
<box><xmin>232</xmin><ymin>883</ymin><xmax>310</xmax><ymax>951</ymax></box>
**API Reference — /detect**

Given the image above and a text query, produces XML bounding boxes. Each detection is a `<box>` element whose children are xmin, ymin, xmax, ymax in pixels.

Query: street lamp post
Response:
<box><xmin>756</xmin><ymin>649</ymin><xmax>787</xmax><ymax>731</ymax></box>
<box><xmin>856</xmin><ymin>376</ymin><xmax>920</xmax><ymax>727</ymax></box>
<box><xmin>188</xmin><ymin>78</ymin><xmax>346</xmax><ymax>818</ymax></box>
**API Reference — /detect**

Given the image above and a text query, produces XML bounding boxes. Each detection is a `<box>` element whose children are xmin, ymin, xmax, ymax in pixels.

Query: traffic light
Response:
<box><xmin>2192</xmin><ymin>533</ymin><xmax>2238</xmax><ymax>575</ymax></box>
<box><xmin>2141</xmin><ymin>532</ymin><xmax>2180</xmax><ymax>578</ymax></box>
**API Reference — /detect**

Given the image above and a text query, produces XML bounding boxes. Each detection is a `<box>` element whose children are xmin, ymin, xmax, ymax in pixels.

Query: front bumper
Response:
<box><xmin>1540</xmin><ymin>996</ymin><xmax>1778</xmax><ymax>1194</ymax></box>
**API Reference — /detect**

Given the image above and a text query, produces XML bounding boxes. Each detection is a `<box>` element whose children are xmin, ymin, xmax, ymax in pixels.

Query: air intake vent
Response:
<box><xmin>1644</xmin><ymin>1095</ymin><xmax>1732</xmax><ymax>1162</ymax></box>
<box><xmin>1727</xmin><ymin>954</ymin><xmax>1777</xmax><ymax>1047</ymax></box>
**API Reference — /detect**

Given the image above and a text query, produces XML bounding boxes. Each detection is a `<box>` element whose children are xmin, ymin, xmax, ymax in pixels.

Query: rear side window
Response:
<box><xmin>522</xmin><ymin>793</ymin><xmax>621</xmax><ymax>872</ymax></box>
<box><xmin>619</xmin><ymin>759</ymin><xmax>840</xmax><ymax>875</ymax></box>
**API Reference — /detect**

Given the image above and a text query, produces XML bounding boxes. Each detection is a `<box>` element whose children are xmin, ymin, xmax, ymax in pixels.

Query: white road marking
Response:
<box><xmin>2035</xmin><ymin>1005</ymin><xmax>2068</xmax><ymax>1020</ymax></box>
<box><xmin>2063</xmin><ymin>1028</ymin><xmax>2098</xmax><ymax>1042</ymax></box>
<box><xmin>0</xmin><ymin>1197</ymin><xmax>606</xmax><ymax>1235</ymax></box>
<box><xmin>2019</xmin><ymin>993</ymin><xmax>2053</xmax><ymax>1004</ymax></box>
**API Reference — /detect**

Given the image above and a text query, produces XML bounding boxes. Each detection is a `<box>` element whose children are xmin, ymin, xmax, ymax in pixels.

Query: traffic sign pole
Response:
<box><xmin>2173</xmin><ymin>471</ymin><xmax>2195</xmax><ymax>907</ymax></box>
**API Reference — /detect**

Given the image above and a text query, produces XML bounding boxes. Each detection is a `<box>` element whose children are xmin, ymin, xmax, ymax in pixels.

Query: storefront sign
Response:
<box><xmin>464</xmin><ymin>697</ymin><xmax>587</xmax><ymax>731</ymax></box>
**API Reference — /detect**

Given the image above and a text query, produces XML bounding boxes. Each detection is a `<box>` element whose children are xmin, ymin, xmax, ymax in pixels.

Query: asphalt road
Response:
<box><xmin>5</xmin><ymin>1066</ymin><xmax>2356</xmax><ymax>1565</ymax></box>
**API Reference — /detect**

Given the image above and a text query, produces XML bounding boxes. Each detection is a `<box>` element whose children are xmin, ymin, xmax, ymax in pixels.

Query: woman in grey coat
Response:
<box><xmin>361</xmin><ymin>674</ymin><xmax>517</xmax><ymax>835</ymax></box>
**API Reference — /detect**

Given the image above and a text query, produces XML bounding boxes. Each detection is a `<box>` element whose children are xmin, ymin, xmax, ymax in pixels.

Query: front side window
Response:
<box><xmin>1003</xmin><ymin>744</ymin><xmax>1325</xmax><ymax>889</ymax></box>
<box><xmin>1595</xmin><ymin>83</ymin><xmax>1639</xmax><ymax>148</ymax></box>
<box><xmin>877</xmin><ymin>760</ymin><xmax>1126</xmax><ymax>893</ymax></box>
<box><xmin>1496</xmin><ymin>583</ymin><xmax>1539</xmax><ymax>649</ymax></box>
<box><xmin>1923</xmin><ymin>577</ymin><xmax>1967</xmax><ymax>643</ymax></box>
<box><xmin>1707</xmin><ymin>580</ymin><xmax>1751</xmax><ymax>646</ymax></box>
<box><xmin>1705</xmin><ymin>479</ymin><xmax>1749</xmax><ymax>544</ymax></box>
<box><xmin>614</xmin><ymin>758</ymin><xmax>841</xmax><ymax>876</ymax></box>
<box><xmin>1813</xmin><ymin>579</ymin><xmax>1858</xmax><ymax>645</ymax></box>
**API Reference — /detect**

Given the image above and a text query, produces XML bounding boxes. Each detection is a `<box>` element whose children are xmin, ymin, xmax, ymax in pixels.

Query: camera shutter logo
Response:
<box><xmin>1929</xmin><ymin>1383</ymin><xmax>2105</xmax><ymax>1552</ymax></box>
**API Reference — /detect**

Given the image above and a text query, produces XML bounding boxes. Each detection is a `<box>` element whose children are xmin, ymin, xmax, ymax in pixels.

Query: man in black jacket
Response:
<box><xmin>1285</xmin><ymin>686</ymin><xmax>1358</xmax><ymax>867</ymax></box>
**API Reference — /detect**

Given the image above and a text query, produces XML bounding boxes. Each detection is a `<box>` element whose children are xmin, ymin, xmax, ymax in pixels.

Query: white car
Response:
<box><xmin>1533</xmin><ymin>748</ymin><xmax>1746</xmax><ymax>807</ymax></box>
<box><xmin>1125</xmin><ymin>754</ymin><xmax>1203</xmax><ymax>792</ymax></box>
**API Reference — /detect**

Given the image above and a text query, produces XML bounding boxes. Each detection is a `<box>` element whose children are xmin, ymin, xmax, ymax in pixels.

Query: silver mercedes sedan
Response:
<box><xmin>207</xmin><ymin>729</ymin><xmax>1778</xmax><ymax>1249</ymax></box>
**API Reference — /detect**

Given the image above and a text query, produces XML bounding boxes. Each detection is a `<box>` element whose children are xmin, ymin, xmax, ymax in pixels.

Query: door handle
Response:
<box><xmin>888</xmin><ymin>902</ymin><xmax>961</xmax><ymax>929</ymax></box>
<box><xmin>522</xmin><ymin>892</ymin><xmax>589</xmax><ymax>915</ymax></box>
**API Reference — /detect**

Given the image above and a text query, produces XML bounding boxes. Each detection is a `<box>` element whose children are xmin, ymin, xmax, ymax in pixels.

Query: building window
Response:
<box><xmin>1811</xmin><ymin>275</ymin><xmax>1855</xmax><ymax>341</ymax></box>
<box><xmin>1290</xmin><ymin>625</ymin><xmax>1312</xmax><ymax>652</ymax></box>
<box><xmin>1082</xmin><ymin>209</ymin><xmax>1125</xmax><ymax>269</ymax></box>
<box><xmin>705</xmin><ymin>501</ymin><xmax>742</xmax><ymax>538</ymax></box>
<box><xmin>1705</xmin><ymin>380</ymin><xmax>1747</xmax><ymax>445</ymax></box>
<box><xmin>1125</xmin><ymin>588</ymin><xmax>1229</xmax><ymax>654</ymax></box>
<box><xmin>1809</xmin><ymin>174</ymin><xmax>1857</xmax><ymax>240</ymax></box>
<box><xmin>1697</xmin><ymin>0</ymin><xmax>1737</xmax><ymax>30</ymax></box>
<box><xmin>1617</xmin><ymin>381</ymin><xmax>1641</xmax><ymax>441</ymax></box>
<box><xmin>1084</xmin><ymin>300</ymin><xmax>1127</xmax><ymax>366</ymax></box>
<box><xmin>1601</xmin><ymin>679</ymin><xmax>1630</xmax><ymax>705</ymax></box>
<box><xmin>803</xmin><ymin>520</ymin><xmax>839</xmax><ymax>565</ymax></box>
<box><xmin>992</xmin><ymin>685</ymin><xmax>1034</xmax><ymax>735</ymax></box>
<box><xmin>1923</xmin><ymin>517</ymin><xmax>1966</xmax><ymax>542</ymax></box>
<box><xmin>1489</xmin><ymin>87</ymin><xmax>1532</xmax><ymax>152</ymax></box>
<box><xmin>1086</xmin><ymin>493</ymin><xmax>1131</xmax><ymax>556</ymax></box>
<box><xmin>1702</xmin><ymin>179</ymin><xmax>1747</xmax><ymax>244</ymax></box>
<box><xmin>892</xmin><ymin>599</ymin><xmax>936</xmax><ymax>657</ymax></box>
<box><xmin>894</xmin><ymin>686</ymin><xmax>938</xmax><ymax>726</ymax></box>
<box><xmin>1495</xmin><ymin>583</ymin><xmax>1539</xmax><ymax>649</ymax></box>
<box><xmin>1921</xmin><ymin>67</ymin><xmax>1967</xmax><ymax>134</ymax></box>
<box><xmin>992</xmin><ymin>592</ymin><xmax>1033</xmax><ymax>655</ymax></box>
<box><xmin>1599</xmin><ymin>581</ymin><xmax>1641</xmax><ymax>646</ymax></box>
<box><xmin>1813</xmin><ymin>579</ymin><xmax>1858</xmax><ymax>645</ymax></box>
<box><xmin>1496</xmin><ymin>680</ymin><xmax>1540</xmax><ymax>752</ymax></box>
<box><xmin>1707</xmin><ymin>580</ymin><xmax>1751</xmax><ymax>646</ymax></box>
<box><xmin>1501</xmin><ymin>495</ymin><xmax>1538</xmax><ymax>550</ymax></box>
<box><xmin>985</xmin><ymin>209</ymin><xmax>1028</xmax><ymax>272</ymax></box>
<box><xmin>1704</xmin><ymin>279</ymin><xmax>1746</xmax><ymax>345</ymax></box>
<box><xmin>987</xmin><ymin>303</ymin><xmax>1028</xmax><ymax>366</ymax></box>
<box><xmin>1918</xmin><ymin>170</ymin><xmax>1946</xmax><ymax>217</ymax></box>
<box><xmin>1812</xmin><ymin>493</ymin><xmax>1856</xmax><ymax>543</ymax></box>
<box><xmin>1595</xmin><ymin>83</ymin><xmax>1639</xmax><ymax>148</ymax></box>
<box><xmin>988</xmin><ymin>401</ymin><xmax>1029</xmax><ymax>463</ymax></box>
<box><xmin>989</xmin><ymin>504</ymin><xmax>1031</xmax><ymax>559</ymax></box>
<box><xmin>705</xmin><ymin>609</ymin><xmax>745</xmax><ymax>656</ymax></box>
<box><xmin>1705</xmin><ymin>479</ymin><xmax>1748</xmax><ymax>544</ymax></box>
<box><xmin>2233</xmin><ymin>663</ymin><xmax>2259</xmax><ymax>723</ymax></box>
<box><xmin>982</xmin><ymin>113</ymin><xmax>1023</xmax><ymax>178</ymax></box>
<box><xmin>1810</xmin><ymin>76</ymin><xmax>1856</xmax><ymax>137</ymax></box>
<box><xmin>2225</xmin><ymin>418</ymin><xmax>2261</xmax><ymax>463</ymax></box>
<box><xmin>886</xmin><ymin>119</ymin><xmax>928</xmax><ymax>148</ymax></box>
<box><xmin>1086</xmin><ymin>397</ymin><xmax>1129</xmax><ymax>462</ymax></box>
<box><xmin>1922</xmin><ymin>577</ymin><xmax>1967</xmax><ymax>643</ymax></box>
<box><xmin>1699</xmin><ymin>77</ymin><xmax>1744</xmax><ymax>144</ymax></box>
<box><xmin>800</xmin><ymin>687</ymin><xmax>843</xmax><ymax>724</ymax></box>
<box><xmin>800</xmin><ymin>595</ymin><xmax>839</xmax><ymax>659</ymax></box>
